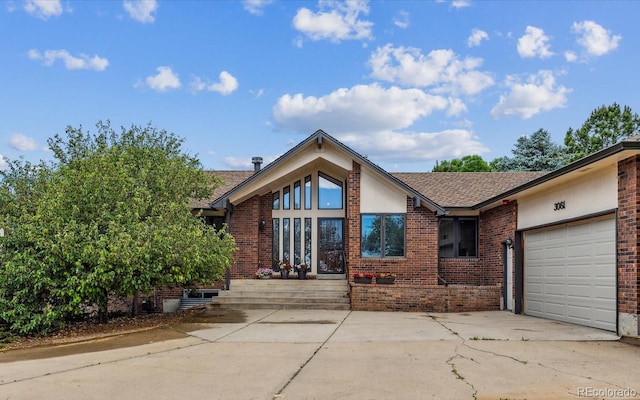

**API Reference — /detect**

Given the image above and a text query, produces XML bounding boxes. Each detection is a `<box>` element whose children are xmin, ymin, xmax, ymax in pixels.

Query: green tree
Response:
<box><xmin>564</xmin><ymin>103</ymin><xmax>640</xmax><ymax>162</ymax></box>
<box><xmin>0</xmin><ymin>121</ymin><xmax>236</xmax><ymax>334</ymax></box>
<box><xmin>494</xmin><ymin>129</ymin><xmax>566</xmax><ymax>171</ymax></box>
<box><xmin>432</xmin><ymin>155</ymin><xmax>491</xmax><ymax>172</ymax></box>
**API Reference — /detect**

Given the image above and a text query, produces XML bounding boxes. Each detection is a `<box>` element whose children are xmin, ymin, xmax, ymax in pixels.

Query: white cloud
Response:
<box><xmin>191</xmin><ymin>71</ymin><xmax>239</xmax><ymax>95</ymax></box>
<box><xmin>23</xmin><ymin>0</ymin><xmax>63</xmax><ymax>19</ymax></box>
<box><xmin>28</xmin><ymin>49</ymin><xmax>109</xmax><ymax>71</ymax></box>
<box><xmin>242</xmin><ymin>0</ymin><xmax>274</xmax><ymax>15</ymax></box>
<box><xmin>368</xmin><ymin>44</ymin><xmax>494</xmax><ymax>96</ymax></box>
<box><xmin>451</xmin><ymin>0</ymin><xmax>471</xmax><ymax>9</ymax></box>
<box><xmin>517</xmin><ymin>26</ymin><xmax>553</xmax><ymax>58</ymax></box>
<box><xmin>223</xmin><ymin>155</ymin><xmax>277</xmax><ymax>169</ymax></box>
<box><xmin>491</xmin><ymin>70</ymin><xmax>570</xmax><ymax>119</ymax></box>
<box><xmin>273</xmin><ymin>83</ymin><xmax>449</xmax><ymax>134</ymax></box>
<box><xmin>572</xmin><ymin>20</ymin><xmax>621</xmax><ymax>57</ymax></box>
<box><xmin>393</xmin><ymin>10</ymin><xmax>410</xmax><ymax>29</ymax></box>
<box><xmin>564</xmin><ymin>51</ymin><xmax>577</xmax><ymax>62</ymax></box>
<box><xmin>138</xmin><ymin>66</ymin><xmax>181</xmax><ymax>92</ymax></box>
<box><xmin>123</xmin><ymin>0</ymin><xmax>158</xmax><ymax>23</ymax></box>
<box><xmin>9</xmin><ymin>133</ymin><xmax>43</xmax><ymax>151</ymax></box>
<box><xmin>293</xmin><ymin>0</ymin><xmax>373</xmax><ymax>43</ymax></box>
<box><xmin>467</xmin><ymin>28</ymin><xmax>488</xmax><ymax>47</ymax></box>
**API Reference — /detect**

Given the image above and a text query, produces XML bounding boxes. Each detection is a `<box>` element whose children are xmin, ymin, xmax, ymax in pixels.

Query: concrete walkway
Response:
<box><xmin>1</xmin><ymin>310</ymin><xmax>638</xmax><ymax>400</ymax></box>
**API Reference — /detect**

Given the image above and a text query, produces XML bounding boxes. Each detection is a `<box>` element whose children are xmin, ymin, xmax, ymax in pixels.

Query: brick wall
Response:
<box><xmin>346</xmin><ymin>161</ymin><xmax>439</xmax><ymax>286</ymax></box>
<box><xmin>617</xmin><ymin>156</ymin><xmax>640</xmax><ymax>317</ymax></box>
<box><xmin>438</xmin><ymin>202</ymin><xmax>517</xmax><ymax>286</ymax></box>
<box><xmin>351</xmin><ymin>284</ymin><xmax>501</xmax><ymax>312</ymax></box>
<box><xmin>228</xmin><ymin>195</ymin><xmax>261</xmax><ymax>278</ymax></box>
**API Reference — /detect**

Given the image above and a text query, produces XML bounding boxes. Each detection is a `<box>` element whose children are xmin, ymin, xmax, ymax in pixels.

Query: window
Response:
<box><xmin>361</xmin><ymin>214</ymin><xmax>405</xmax><ymax>258</ymax></box>
<box><xmin>283</xmin><ymin>218</ymin><xmax>290</xmax><ymax>262</ymax></box>
<box><xmin>438</xmin><ymin>217</ymin><xmax>477</xmax><ymax>258</ymax></box>
<box><xmin>294</xmin><ymin>218</ymin><xmax>301</xmax><ymax>265</ymax></box>
<box><xmin>304</xmin><ymin>175</ymin><xmax>312</xmax><ymax>209</ymax></box>
<box><xmin>272</xmin><ymin>219</ymin><xmax>280</xmax><ymax>267</ymax></box>
<box><xmin>272</xmin><ymin>192</ymin><xmax>280</xmax><ymax>210</ymax></box>
<box><xmin>294</xmin><ymin>181</ymin><xmax>301</xmax><ymax>210</ymax></box>
<box><xmin>318</xmin><ymin>172</ymin><xmax>343</xmax><ymax>209</ymax></box>
<box><xmin>304</xmin><ymin>218</ymin><xmax>312</xmax><ymax>265</ymax></box>
<box><xmin>283</xmin><ymin>186</ymin><xmax>290</xmax><ymax>210</ymax></box>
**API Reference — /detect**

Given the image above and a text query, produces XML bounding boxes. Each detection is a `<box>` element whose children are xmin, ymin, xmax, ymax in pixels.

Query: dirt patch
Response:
<box><xmin>0</xmin><ymin>308</ymin><xmax>248</xmax><ymax>362</ymax></box>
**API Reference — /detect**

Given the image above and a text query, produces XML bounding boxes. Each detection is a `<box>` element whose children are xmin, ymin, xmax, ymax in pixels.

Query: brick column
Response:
<box><xmin>346</xmin><ymin>161</ymin><xmax>361</xmax><ymax>275</ymax></box>
<box><xmin>617</xmin><ymin>155</ymin><xmax>640</xmax><ymax>336</ymax></box>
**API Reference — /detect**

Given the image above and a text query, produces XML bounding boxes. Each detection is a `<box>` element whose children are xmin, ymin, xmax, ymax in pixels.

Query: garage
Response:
<box><xmin>524</xmin><ymin>216</ymin><xmax>616</xmax><ymax>331</ymax></box>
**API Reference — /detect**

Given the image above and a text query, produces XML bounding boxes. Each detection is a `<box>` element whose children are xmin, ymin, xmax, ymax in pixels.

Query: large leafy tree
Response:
<box><xmin>0</xmin><ymin>121</ymin><xmax>235</xmax><ymax>334</ymax></box>
<box><xmin>564</xmin><ymin>103</ymin><xmax>640</xmax><ymax>162</ymax></box>
<box><xmin>494</xmin><ymin>129</ymin><xmax>566</xmax><ymax>171</ymax></box>
<box><xmin>432</xmin><ymin>155</ymin><xmax>492</xmax><ymax>172</ymax></box>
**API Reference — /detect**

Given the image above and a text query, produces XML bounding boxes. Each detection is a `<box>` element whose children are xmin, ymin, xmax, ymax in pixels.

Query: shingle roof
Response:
<box><xmin>391</xmin><ymin>172</ymin><xmax>548</xmax><ymax>208</ymax></box>
<box><xmin>189</xmin><ymin>170</ymin><xmax>254</xmax><ymax>209</ymax></box>
<box><xmin>191</xmin><ymin>169</ymin><xmax>547</xmax><ymax>210</ymax></box>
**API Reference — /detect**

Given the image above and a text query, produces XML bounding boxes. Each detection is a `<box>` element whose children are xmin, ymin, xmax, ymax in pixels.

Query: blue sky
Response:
<box><xmin>1</xmin><ymin>0</ymin><xmax>637</xmax><ymax>172</ymax></box>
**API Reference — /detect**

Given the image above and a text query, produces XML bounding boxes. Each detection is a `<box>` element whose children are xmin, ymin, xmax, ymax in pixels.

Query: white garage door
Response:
<box><xmin>524</xmin><ymin>216</ymin><xmax>616</xmax><ymax>331</ymax></box>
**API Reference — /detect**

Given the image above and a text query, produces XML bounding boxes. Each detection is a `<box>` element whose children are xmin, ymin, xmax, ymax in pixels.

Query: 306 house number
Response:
<box><xmin>553</xmin><ymin>201</ymin><xmax>566</xmax><ymax>211</ymax></box>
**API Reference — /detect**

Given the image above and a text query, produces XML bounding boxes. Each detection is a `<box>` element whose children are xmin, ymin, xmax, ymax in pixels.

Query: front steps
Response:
<box><xmin>210</xmin><ymin>279</ymin><xmax>351</xmax><ymax>310</ymax></box>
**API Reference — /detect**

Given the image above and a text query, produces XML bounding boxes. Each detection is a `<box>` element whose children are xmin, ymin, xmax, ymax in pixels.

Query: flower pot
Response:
<box><xmin>258</xmin><ymin>275</ymin><xmax>271</xmax><ymax>279</ymax></box>
<box><xmin>354</xmin><ymin>277</ymin><xmax>372</xmax><ymax>284</ymax></box>
<box><xmin>281</xmin><ymin>270</ymin><xmax>290</xmax><ymax>279</ymax></box>
<box><xmin>297</xmin><ymin>269</ymin><xmax>307</xmax><ymax>280</ymax></box>
<box><xmin>376</xmin><ymin>277</ymin><xmax>395</xmax><ymax>284</ymax></box>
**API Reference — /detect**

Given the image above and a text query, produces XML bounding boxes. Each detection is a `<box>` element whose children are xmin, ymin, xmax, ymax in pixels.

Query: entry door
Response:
<box><xmin>317</xmin><ymin>218</ymin><xmax>345</xmax><ymax>274</ymax></box>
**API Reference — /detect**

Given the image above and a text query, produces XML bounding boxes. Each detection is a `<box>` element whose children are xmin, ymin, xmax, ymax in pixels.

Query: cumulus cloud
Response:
<box><xmin>273</xmin><ymin>83</ymin><xmax>449</xmax><ymax>134</ymax></box>
<box><xmin>517</xmin><ymin>26</ymin><xmax>553</xmax><ymax>58</ymax></box>
<box><xmin>564</xmin><ymin>51</ymin><xmax>577</xmax><ymax>62</ymax></box>
<box><xmin>368</xmin><ymin>44</ymin><xmax>494</xmax><ymax>96</ymax></box>
<box><xmin>137</xmin><ymin>66</ymin><xmax>181</xmax><ymax>91</ymax></box>
<box><xmin>572</xmin><ymin>20</ymin><xmax>621</xmax><ymax>57</ymax></box>
<box><xmin>293</xmin><ymin>0</ymin><xmax>373</xmax><ymax>43</ymax></box>
<box><xmin>491</xmin><ymin>70</ymin><xmax>570</xmax><ymax>119</ymax></box>
<box><xmin>242</xmin><ymin>0</ymin><xmax>274</xmax><ymax>15</ymax></box>
<box><xmin>393</xmin><ymin>10</ymin><xmax>410</xmax><ymax>29</ymax></box>
<box><xmin>191</xmin><ymin>71</ymin><xmax>239</xmax><ymax>95</ymax></box>
<box><xmin>23</xmin><ymin>0</ymin><xmax>63</xmax><ymax>19</ymax></box>
<box><xmin>467</xmin><ymin>28</ymin><xmax>488</xmax><ymax>47</ymax></box>
<box><xmin>9</xmin><ymin>133</ymin><xmax>44</xmax><ymax>151</ymax></box>
<box><xmin>123</xmin><ymin>0</ymin><xmax>158</xmax><ymax>23</ymax></box>
<box><xmin>28</xmin><ymin>49</ymin><xmax>109</xmax><ymax>71</ymax></box>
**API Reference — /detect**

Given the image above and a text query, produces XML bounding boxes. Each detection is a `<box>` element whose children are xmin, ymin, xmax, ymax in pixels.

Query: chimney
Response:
<box><xmin>252</xmin><ymin>156</ymin><xmax>263</xmax><ymax>172</ymax></box>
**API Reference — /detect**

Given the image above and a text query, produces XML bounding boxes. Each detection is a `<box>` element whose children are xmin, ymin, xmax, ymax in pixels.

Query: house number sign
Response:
<box><xmin>553</xmin><ymin>201</ymin><xmax>566</xmax><ymax>211</ymax></box>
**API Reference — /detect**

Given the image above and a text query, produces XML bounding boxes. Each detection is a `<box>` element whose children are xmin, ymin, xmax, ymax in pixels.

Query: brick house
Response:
<box><xmin>187</xmin><ymin>130</ymin><xmax>640</xmax><ymax>337</ymax></box>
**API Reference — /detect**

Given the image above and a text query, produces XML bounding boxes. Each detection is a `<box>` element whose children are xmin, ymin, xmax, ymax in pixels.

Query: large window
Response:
<box><xmin>438</xmin><ymin>217</ymin><xmax>477</xmax><ymax>258</ymax></box>
<box><xmin>304</xmin><ymin>175</ymin><xmax>312</xmax><ymax>210</ymax></box>
<box><xmin>318</xmin><ymin>172</ymin><xmax>343</xmax><ymax>209</ymax></box>
<box><xmin>361</xmin><ymin>214</ymin><xmax>405</xmax><ymax>258</ymax></box>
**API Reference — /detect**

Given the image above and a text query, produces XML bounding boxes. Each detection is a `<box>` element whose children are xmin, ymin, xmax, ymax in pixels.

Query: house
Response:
<box><xmin>184</xmin><ymin>130</ymin><xmax>640</xmax><ymax>337</ymax></box>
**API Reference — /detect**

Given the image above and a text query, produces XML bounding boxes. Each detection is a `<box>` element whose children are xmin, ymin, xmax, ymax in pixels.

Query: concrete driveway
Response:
<box><xmin>1</xmin><ymin>310</ymin><xmax>638</xmax><ymax>400</ymax></box>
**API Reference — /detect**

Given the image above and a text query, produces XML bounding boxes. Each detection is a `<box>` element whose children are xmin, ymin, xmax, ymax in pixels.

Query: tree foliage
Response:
<box><xmin>564</xmin><ymin>103</ymin><xmax>640</xmax><ymax>162</ymax></box>
<box><xmin>493</xmin><ymin>129</ymin><xmax>566</xmax><ymax>171</ymax></box>
<box><xmin>0</xmin><ymin>121</ymin><xmax>235</xmax><ymax>334</ymax></box>
<box><xmin>432</xmin><ymin>155</ymin><xmax>492</xmax><ymax>172</ymax></box>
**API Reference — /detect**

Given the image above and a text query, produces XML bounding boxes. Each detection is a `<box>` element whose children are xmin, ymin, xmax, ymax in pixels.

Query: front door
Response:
<box><xmin>317</xmin><ymin>218</ymin><xmax>345</xmax><ymax>274</ymax></box>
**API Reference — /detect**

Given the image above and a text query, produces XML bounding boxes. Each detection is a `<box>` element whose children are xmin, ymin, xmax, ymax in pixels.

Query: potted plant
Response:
<box><xmin>277</xmin><ymin>260</ymin><xmax>292</xmax><ymax>279</ymax></box>
<box><xmin>375</xmin><ymin>273</ymin><xmax>396</xmax><ymax>284</ymax></box>
<box><xmin>296</xmin><ymin>263</ymin><xmax>309</xmax><ymax>280</ymax></box>
<box><xmin>353</xmin><ymin>272</ymin><xmax>373</xmax><ymax>284</ymax></box>
<box><xmin>255</xmin><ymin>268</ymin><xmax>274</xmax><ymax>279</ymax></box>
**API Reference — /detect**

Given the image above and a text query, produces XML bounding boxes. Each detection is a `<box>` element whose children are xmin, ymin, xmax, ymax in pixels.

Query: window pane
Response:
<box><xmin>458</xmin><ymin>219</ymin><xmax>477</xmax><ymax>257</ymax></box>
<box><xmin>361</xmin><ymin>215</ymin><xmax>382</xmax><ymax>257</ymax></box>
<box><xmin>439</xmin><ymin>218</ymin><xmax>455</xmax><ymax>257</ymax></box>
<box><xmin>304</xmin><ymin>175</ymin><xmax>312</xmax><ymax>209</ymax></box>
<box><xmin>294</xmin><ymin>218</ymin><xmax>301</xmax><ymax>265</ymax></box>
<box><xmin>272</xmin><ymin>191</ymin><xmax>280</xmax><ymax>210</ymax></box>
<box><xmin>294</xmin><ymin>181</ymin><xmax>301</xmax><ymax>209</ymax></box>
<box><xmin>283</xmin><ymin>218</ymin><xmax>290</xmax><ymax>263</ymax></box>
<box><xmin>318</xmin><ymin>172</ymin><xmax>343</xmax><ymax>209</ymax></box>
<box><xmin>384</xmin><ymin>215</ymin><xmax>405</xmax><ymax>257</ymax></box>
<box><xmin>272</xmin><ymin>219</ymin><xmax>280</xmax><ymax>267</ymax></box>
<box><xmin>283</xmin><ymin>186</ymin><xmax>290</xmax><ymax>210</ymax></box>
<box><xmin>304</xmin><ymin>218</ymin><xmax>312</xmax><ymax>265</ymax></box>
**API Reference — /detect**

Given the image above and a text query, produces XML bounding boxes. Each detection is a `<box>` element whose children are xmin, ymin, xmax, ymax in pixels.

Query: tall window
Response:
<box><xmin>272</xmin><ymin>191</ymin><xmax>280</xmax><ymax>210</ymax></box>
<box><xmin>283</xmin><ymin>218</ymin><xmax>290</xmax><ymax>262</ymax></box>
<box><xmin>283</xmin><ymin>186</ymin><xmax>290</xmax><ymax>210</ymax></box>
<box><xmin>294</xmin><ymin>181</ymin><xmax>301</xmax><ymax>210</ymax></box>
<box><xmin>294</xmin><ymin>218</ymin><xmax>301</xmax><ymax>265</ymax></box>
<box><xmin>304</xmin><ymin>218</ymin><xmax>312</xmax><ymax>265</ymax></box>
<box><xmin>304</xmin><ymin>175</ymin><xmax>312</xmax><ymax>210</ymax></box>
<box><xmin>361</xmin><ymin>214</ymin><xmax>405</xmax><ymax>258</ymax></box>
<box><xmin>438</xmin><ymin>217</ymin><xmax>477</xmax><ymax>258</ymax></box>
<box><xmin>272</xmin><ymin>219</ymin><xmax>280</xmax><ymax>267</ymax></box>
<box><xmin>318</xmin><ymin>172</ymin><xmax>343</xmax><ymax>209</ymax></box>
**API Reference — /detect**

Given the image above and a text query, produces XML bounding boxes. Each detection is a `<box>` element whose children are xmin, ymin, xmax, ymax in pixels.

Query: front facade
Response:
<box><xmin>191</xmin><ymin>130</ymin><xmax>640</xmax><ymax>337</ymax></box>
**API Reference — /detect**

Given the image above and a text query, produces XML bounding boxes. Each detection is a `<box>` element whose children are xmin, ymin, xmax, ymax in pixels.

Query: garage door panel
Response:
<box><xmin>524</xmin><ymin>217</ymin><xmax>616</xmax><ymax>332</ymax></box>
